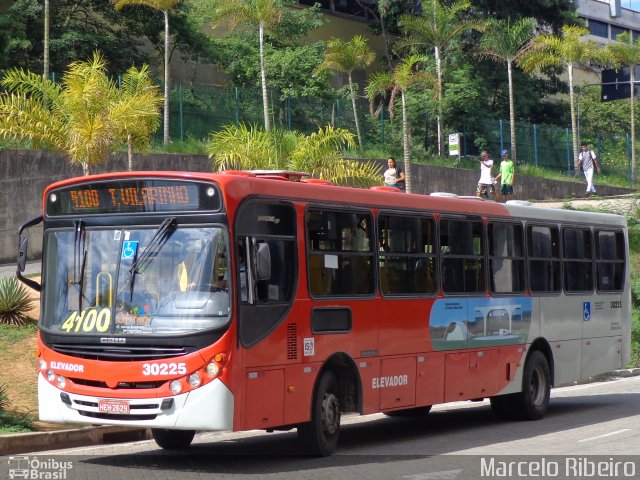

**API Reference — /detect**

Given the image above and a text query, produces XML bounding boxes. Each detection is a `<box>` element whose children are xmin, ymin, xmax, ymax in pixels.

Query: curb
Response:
<box><xmin>0</xmin><ymin>426</ymin><xmax>151</xmax><ymax>456</ymax></box>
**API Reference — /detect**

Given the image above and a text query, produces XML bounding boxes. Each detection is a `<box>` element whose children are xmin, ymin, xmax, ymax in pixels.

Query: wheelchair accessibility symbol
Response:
<box><xmin>121</xmin><ymin>241</ymin><xmax>138</xmax><ymax>260</ymax></box>
<box><xmin>583</xmin><ymin>301</ymin><xmax>591</xmax><ymax>322</ymax></box>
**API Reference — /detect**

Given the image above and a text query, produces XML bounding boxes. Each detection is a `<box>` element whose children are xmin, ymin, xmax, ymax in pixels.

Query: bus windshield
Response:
<box><xmin>41</xmin><ymin>225</ymin><xmax>231</xmax><ymax>336</ymax></box>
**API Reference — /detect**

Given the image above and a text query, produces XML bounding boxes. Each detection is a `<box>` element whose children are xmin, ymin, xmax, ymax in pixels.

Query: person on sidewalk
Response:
<box><xmin>476</xmin><ymin>150</ymin><xmax>497</xmax><ymax>200</ymax></box>
<box><xmin>495</xmin><ymin>149</ymin><xmax>515</xmax><ymax>202</ymax></box>
<box><xmin>383</xmin><ymin>157</ymin><xmax>406</xmax><ymax>190</ymax></box>
<box><xmin>577</xmin><ymin>143</ymin><xmax>601</xmax><ymax>197</ymax></box>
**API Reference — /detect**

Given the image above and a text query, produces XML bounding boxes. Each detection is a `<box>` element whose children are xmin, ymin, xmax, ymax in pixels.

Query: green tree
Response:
<box><xmin>109</xmin><ymin>64</ymin><xmax>163</xmax><ymax>170</ymax></box>
<box><xmin>208</xmin><ymin>123</ymin><xmax>380</xmax><ymax>186</ymax></box>
<box><xmin>366</xmin><ymin>54</ymin><xmax>436</xmax><ymax>193</ymax></box>
<box><xmin>315</xmin><ymin>35</ymin><xmax>376</xmax><ymax>149</ymax></box>
<box><xmin>0</xmin><ymin>52</ymin><xmax>159</xmax><ymax>174</ymax></box>
<box><xmin>477</xmin><ymin>17</ymin><xmax>537</xmax><ymax>162</ymax></box>
<box><xmin>397</xmin><ymin>0</ymin><xmax>483</xmax><ymax>157</ymax></box>
<box><xmin>113</xmin><ymin>0</ymin><xmax>181</xmax><ymax>146</ymax></box>
<box><xmin>604</xmin><ymin>32</ymin><xmax>640</xmax><ymax>182</ymax></box>
<box><xmin>210</xmin><ymin>0</ymin><xmax>290</xmax><ymax>132</ymax></box>
<box><xmin>469</xmin><ymin>0</ymin><xmax>576</xmax><ymax>32</ymax></box>
<box><xmin>0</xmin><ymin>0</ymin><xmax>41</xmax><ymax>70</ymax></box>
<box><xmin>519</xmin><ymin>25</ymin><xmax>601</xmax><ymax>174</ymax></box>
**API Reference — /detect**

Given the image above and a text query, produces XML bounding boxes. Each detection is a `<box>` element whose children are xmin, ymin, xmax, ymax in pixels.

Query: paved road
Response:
<box><xmin>3</xmin><ymin>375</ymin><xmax>639</xmax><ymax>480</ymax></box>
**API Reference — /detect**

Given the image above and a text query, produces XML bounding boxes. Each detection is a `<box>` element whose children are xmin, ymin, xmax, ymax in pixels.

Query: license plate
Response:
<box><xmin>98</xmin><ymin>399</ymin><xmax>130</xmax><ymax>414</ymax></box>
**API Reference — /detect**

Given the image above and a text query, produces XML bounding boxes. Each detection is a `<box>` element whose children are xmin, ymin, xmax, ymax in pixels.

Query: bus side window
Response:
<box><xmin>595</xmin><ymin>230</ymin><xmax>625</xmax><ymax>291</ymax></box>
<box><xmin>527</xmin><ymin>225</ymin><xmax>561</xmax><ymax>293</ymax></box>
<box><xmin>307</xmin><ymin>208</ymin><xmax>374</xmax><ymax>296</ymax></box>
<box><xmin>563</xmin><ymin>227</ymin><xmax>593</xmax><ymax>292</ymax></box>
<box><xmin>378</xmin><ymin>213</ymin><xmax>436</xmax><ymax>295</ymax></box>
<box><xmin>488</xmin><ymin>222</ymin><xmax>525</xmax><ymax>294</ymax></box>
<box><xmin>441</xmin><ymin>218</ymin><xmax>484</xmax><ymax>294</ymax></box>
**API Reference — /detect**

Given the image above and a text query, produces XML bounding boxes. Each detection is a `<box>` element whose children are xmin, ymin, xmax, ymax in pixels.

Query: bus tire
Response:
<box><xmin>298</xmin><ymin>371</ymin><xmax>341</xmax><ymax>456</ymax></box>
<box><xmin>384</xmin><ymin>406</ymin><xmax>432</xmax><ymax>417</ymax></box>
<box><xmin>514</xmin><ymin>350</ymin><xmax>551</xmax><ymax>420</ymax></box>
<box><xmin>151</xmin><ymin>428</ymin><xmax>196</xmax><ymax>450</ymax></box>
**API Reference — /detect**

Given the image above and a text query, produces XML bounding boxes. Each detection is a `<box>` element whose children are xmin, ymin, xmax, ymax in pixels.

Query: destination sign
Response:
<box><xmin>47</xmin><ymin>179</ymin><xmax>221</xmax><ymax>215</ymax></box>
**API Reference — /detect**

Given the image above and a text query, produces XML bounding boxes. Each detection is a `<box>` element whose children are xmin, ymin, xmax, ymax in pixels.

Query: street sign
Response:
<box><xmin>448</xmin><ymin>133</ymin><xmax>460</xmax><ymax>156</ymax></box>
<box><xmin>601</xmin><ymin>65</ymin><xmax>640</xmax><ymax>102</ymax></box>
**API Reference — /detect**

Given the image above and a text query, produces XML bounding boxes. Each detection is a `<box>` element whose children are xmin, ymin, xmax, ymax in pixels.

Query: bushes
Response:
<box><xmin>0</xmin><ymin>276</ymin><xmax>34</xmax><ymax>326</ymax></box>
<box><xmin>0</xmin><ymin>384</ymin><xmax>34</xmax><ymax>433</ymax></box>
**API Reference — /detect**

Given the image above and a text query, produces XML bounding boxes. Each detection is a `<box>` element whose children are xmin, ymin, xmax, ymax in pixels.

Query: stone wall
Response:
<box><xmin>1</xmin><ymin>149</ymin><xmax>634</xmax><ymax>264</ymax></box>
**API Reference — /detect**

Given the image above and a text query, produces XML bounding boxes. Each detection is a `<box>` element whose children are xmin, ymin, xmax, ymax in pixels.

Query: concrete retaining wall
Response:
<box><xmin>1</xmin><ymin>149</ymin><xmax>634</xmax><ymax>264</ymax></box>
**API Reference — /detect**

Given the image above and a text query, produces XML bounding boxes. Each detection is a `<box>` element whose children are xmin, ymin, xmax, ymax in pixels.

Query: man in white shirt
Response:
<box><xmin>476</xmin><ymin>150</ymin><xmax>497</xmax><ymax>200</ymax></box>
<box><xmin>577</xmin><ymin>142</ymin><xmax>601</xmax><ymax>197</ymax></box>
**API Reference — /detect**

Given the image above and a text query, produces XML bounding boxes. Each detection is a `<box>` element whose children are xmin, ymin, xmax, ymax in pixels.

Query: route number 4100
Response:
<box><xmin>61</xmin><ymin>308</ymin><xmax>111</xmax><ymax>333</ymax></box>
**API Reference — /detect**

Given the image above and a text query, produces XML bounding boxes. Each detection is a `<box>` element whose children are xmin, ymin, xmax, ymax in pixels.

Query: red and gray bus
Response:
<box><xmin>18</xmin><ymin>170</ymin><xmax>631</xmax><ymax>455</ymax></box>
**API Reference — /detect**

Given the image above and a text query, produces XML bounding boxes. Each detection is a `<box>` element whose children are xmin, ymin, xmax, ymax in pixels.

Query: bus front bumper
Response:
<box><xmin>38</xmin><ymin>374</ymin><xmax>234</xmax><ymax>431</ymax></box>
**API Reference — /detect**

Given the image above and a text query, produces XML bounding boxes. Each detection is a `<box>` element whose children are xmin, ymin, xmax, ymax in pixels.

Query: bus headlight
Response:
<box><xmin>188</xmin><ymin>373</ymin><xmax>201</xmax><ymax>388</ymax></box>
<box><xmin>57</xmin><ymin>376</ymin><xmax>66</xmax><ymax>389</ymax></box>
<box><xmin>47</xmin><ymin>370</ymin><xmax>55</xmax><ymax>382</ymax></box>
<box><xmin>206</xmin><ymin>362</ymin><xmax>219</xmax><ymax>377</ymax></box>
<box><xmin>170</xmin><ymin>380</ymin><xmax>182</xmax><ymax>394</ymax></box>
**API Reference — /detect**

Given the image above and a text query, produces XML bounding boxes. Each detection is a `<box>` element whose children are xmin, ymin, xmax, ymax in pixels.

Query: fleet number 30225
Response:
<box><xmin>142</xmin><ymin>363</ymin><xmax>187</xmax><ymax>376</ymax></box>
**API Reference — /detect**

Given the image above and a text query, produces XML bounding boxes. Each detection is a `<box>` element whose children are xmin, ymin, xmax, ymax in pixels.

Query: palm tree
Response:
<box><xmin>0</xmin><ymin>52</ymin><xmax>159</xmax><ymax>175</ymax></box>
<box><xmin>397</xmin><ymin>0</ymin><xmax>482</xmax><ymax>157</ymax></box>
<box><xmin>519</xmin><ymin>25</ymin><xmax>601</xmax><ymax>175</ymax></box>
<box><xmin>109</xmin><ymin>65</ymin><xmax>163</xmax><ymax>170</ymax></box>
<box><xmin>43</xmin><ymin>0</ymin><xmax>50</xmax><ymax>80</ymax></box>
<box><xmin>477</xmin><ymin>17</ymin><xmax>537</xmax><ymax>163</ymax></box>
<box><xmin>365</xmin><ymin>54</ymin><xmax>436</xmax><ymax>193</ymax></box>
<box><xmin>604</xmin><ymin>31</ymin><xmax>640</xmax><ymax>183</ymax></box>
<box><xmin>210</xmin><ymin>0</ymin><xmax>287</xmax><ymax>132</ymax></box>
<box><xmin>208</xmin><ymin>123</ymin><xmax>381</xmax><ymax>186</ymax></box>
<box><xmin>315</xmin><ymin>35</ymin><xmax>376</xmax><ymax>149</ymax></box>
<box><xmin>113</xmin><ymin>0</ymin><xmax>181</xmax><ymax>145</ymax></box>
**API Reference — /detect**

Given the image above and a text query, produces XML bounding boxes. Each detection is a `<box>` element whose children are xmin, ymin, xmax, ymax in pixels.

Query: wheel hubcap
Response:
<box><xmin>321</xmin><ymin>393</ymin><xmax>340</xmax><ymax>436</ymax></box>
<box><xmin>530</xmin><ymin>367</ymin><xmax>545</xmax><ymax>406</ymax></box>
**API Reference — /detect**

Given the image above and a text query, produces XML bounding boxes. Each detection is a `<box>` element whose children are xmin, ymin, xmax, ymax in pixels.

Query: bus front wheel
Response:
<box><xmin>151</xmin><ymin>428</ymin><xmax>196</xmax><ymax>450</ymax></box>
<box><xmin>298</xmin><ymin>371</ymin><xmax>341</xmax><ymax>456</ymax></box>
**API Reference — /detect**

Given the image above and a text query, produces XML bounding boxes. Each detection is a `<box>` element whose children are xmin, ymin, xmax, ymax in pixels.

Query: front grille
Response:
<box><xmin>51</xmin><ymin>344</ymin><xmax>187</xmax><ymax>361</ymax></box>
<box><xmin>71</xmin><ymin>378</ymin><xmax>165</xmax><ymax>389</ymax></box>
<box><xmin>74</xmin><ymin>400</ymin><xmax>159</xmax><ymax>410</ymax></box>
<box><xmin>79</xmin><ymin>411</ymin><xmax>156</xmax><ymax>421</ymax></box>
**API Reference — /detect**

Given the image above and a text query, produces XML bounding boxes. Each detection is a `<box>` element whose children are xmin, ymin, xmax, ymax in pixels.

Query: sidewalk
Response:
<box><xmin>0</xmin><ymin>261</ymin><xmax>40</xmax><ymax>279</ymax></box>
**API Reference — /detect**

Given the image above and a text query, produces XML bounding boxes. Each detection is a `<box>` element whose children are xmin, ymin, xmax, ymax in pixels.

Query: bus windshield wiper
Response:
<box><xmin>128</xmin><ymin>217</ymin><xmax>177</xmax><ymax>299</ymax></box>
<box><xmin>72</xmin><ymin>220</ymin><xmax>88</xmax><ymax>310</ymax></box>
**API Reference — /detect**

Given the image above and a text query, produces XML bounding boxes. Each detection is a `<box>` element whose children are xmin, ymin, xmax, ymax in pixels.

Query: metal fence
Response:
<box><xmin>2</xmin><ymin>74</ymin><xmax>635</xmax><ymax>182</ymax></box>
<box><xmin>165</xmin><ymin>83</ymin><xmax>635</xmax><ymax>181</ymax></box>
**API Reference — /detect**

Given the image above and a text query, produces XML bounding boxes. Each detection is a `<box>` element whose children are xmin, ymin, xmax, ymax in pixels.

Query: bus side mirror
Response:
<box><xmin>18</xmin><ymin>237</ymin><xmax>28</xmax><ymax>272</ymax></box>
<box><xmin>255</xmin><ymin>243</ymin><xmax>271</xmax><ymax>281</ymax></box>
<box><xmin>16</xmin><ymin>215</ymin><xmax>43</xmax><ymax>292</ymax></box>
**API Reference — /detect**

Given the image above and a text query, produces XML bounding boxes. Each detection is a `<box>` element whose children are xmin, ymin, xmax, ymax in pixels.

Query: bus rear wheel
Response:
<box><xmin>496</xmin><ymin>351</ymin><xmax>550</xmax><ymax>421</ymax></box>
<box><xmin>298</xmin><ymin>371</ymin><xmax>341</xmax><ymax>456</ymax></box>
<box><xmin>518</xmin><ymin>350</ymin><xmax>551</xmax><ymax>420</ymax></box>
<box><xmin>151</xmin><ymin>428</ymin><xmax>196</xmax><ymax>450</ymax></box>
